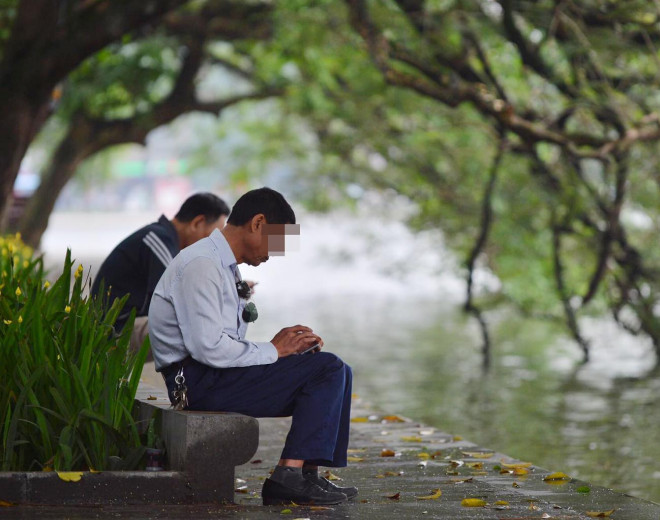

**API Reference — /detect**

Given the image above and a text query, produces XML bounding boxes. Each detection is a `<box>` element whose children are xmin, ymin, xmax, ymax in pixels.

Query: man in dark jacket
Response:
<box><xmin>91</xmin><ymin>192</ymin><xmax>230</xmax><ymax>353</ymax></box>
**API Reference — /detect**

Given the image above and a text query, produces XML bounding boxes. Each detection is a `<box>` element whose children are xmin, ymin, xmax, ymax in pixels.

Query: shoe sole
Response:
<box><xmin>263</xmin><ymin>497</ymin><xmax>348</xmax><ymax>506</ymax></box>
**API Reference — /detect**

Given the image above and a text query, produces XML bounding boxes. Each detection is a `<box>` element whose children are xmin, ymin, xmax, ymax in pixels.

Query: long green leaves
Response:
<box><xmin>0</xmin><ymin>235</ymin><xmax>148</xmax><ymax>471</ymax></box>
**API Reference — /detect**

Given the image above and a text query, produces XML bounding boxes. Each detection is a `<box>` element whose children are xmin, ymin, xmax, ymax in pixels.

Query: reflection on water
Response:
<box><xmin>247</xmin><ymin>293</ymin><xmax>660</xmax><ymax>504</ymax></box>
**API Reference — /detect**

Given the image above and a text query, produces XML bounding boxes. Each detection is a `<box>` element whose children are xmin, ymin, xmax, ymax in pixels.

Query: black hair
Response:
<box><xmin>174</xmin><ymin>192</ymin><xmax>230</xmax><ymax>223</ymax></box>
<box><xmin>227</xmin><ymin>187</ymin><xmax>296</xmax><ymax>226</ymax></box>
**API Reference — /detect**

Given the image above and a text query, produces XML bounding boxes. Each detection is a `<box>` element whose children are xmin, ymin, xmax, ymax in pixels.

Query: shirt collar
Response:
<box><xmin>158</xmin><ymin>215</ymin><xmax>178</xmax><ymax>241</ymax></box>
<box><xmin>209</xmin><ymin>228</ymin><xmax>238</xmax><ymax>269</ymax></box>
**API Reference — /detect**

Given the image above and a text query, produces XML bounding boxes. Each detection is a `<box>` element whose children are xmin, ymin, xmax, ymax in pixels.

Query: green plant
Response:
<box><xmin>145</xmin><ymin>416</ymin><xmax>164</xmax><ymax>451</ymax></box>
<box><xmin>0</xmin><ymin>236</ymin><xmax>149</xmax><ymax>471</ymax></box>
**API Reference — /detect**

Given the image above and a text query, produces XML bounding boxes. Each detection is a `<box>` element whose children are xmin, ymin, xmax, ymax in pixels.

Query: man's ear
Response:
<box><xmin>190</xmin><ymin>214</ymin><xmax>207</xmax><ymax>231</ymax></box>
<box><xmin>250</xmin><ymin>214</ymin><xmax>266</xmax><ymax>232</ymax></box>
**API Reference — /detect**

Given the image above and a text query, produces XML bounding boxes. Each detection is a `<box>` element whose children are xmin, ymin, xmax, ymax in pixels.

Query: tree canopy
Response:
<box><xmin>219</xmin><ymin>0</ymin><xmax>660</xmax><ymax>363</ymax></box>
<box><xmin>5</xmin><ymin>0</ymin><xmax>660</xmax><ymax>363</ymax></box>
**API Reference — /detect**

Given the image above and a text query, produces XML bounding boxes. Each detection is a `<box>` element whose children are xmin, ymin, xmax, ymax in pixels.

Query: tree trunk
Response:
<box><xmin>17</xmin><ymin>117</ymin><xmax>99</xmax><ymax>249</ymax></box>
<box><xmin>0</xmin><ymin>93</ymin><xmax>52</xmax><ymax>230</ymax></box>
<box><xmin>0</xmin><ymin>0</ymin><xmax>190</xmax><ymax>229</ymax></box>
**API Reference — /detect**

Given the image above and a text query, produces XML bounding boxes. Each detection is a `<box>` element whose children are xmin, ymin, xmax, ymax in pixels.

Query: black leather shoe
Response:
<box><xmin>261</xmin><ymin>477</ymin><xmax>348</xmax><ymax>506</ymax></box>
<box><xmin>304</xmin><ymin>473</ymin><xmax>359</xmax><ymax>500</ymax></box>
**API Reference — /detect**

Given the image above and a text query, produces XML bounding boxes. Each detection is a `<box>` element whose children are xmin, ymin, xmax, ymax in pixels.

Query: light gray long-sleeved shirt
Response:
<box><xmin>148</xmin><ymin>229</ymin><xmax>278</xmax><ymax>371</ymax></box>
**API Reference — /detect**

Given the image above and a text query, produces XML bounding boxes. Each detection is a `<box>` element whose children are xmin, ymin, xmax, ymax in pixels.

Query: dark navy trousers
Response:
<box><xmin>163</xmin><ymin>352</ymin><xmax>352</xmax><ymax>467</ymax></box>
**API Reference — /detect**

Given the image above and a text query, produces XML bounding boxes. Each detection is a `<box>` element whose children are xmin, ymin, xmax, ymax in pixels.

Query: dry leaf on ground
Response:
<box><xmin>57</xmin><ymin>472</ymin><xmax>83</xmax><ymax>482</ymax></box>
<box><xmin>586</xmin><ymin>510</ymin><xmax>616</xmax><ymax>518</ymax></box>
<box><xmin>543</xmin><ymin>472</ymin><xmax>571</xmax><ymax>483</ymax></box>
<box><xmin>462</xmin><ymin>451</ymin><xmax>494</xmax><ymax>459</ymax></box>
<box><xmin>461</xmin><ymin>498</ymin><xmax>487</xmax><ymax>507</ymax></box>
<box><xmin>416</xmin><ymin>489</ymin><xmax>442</xmax><ymax>500</ymax></box>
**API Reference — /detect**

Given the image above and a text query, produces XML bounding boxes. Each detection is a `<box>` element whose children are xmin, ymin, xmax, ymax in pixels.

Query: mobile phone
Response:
<box><xmin>300</xmin><ymin>343</ymin><xmax>321</xmax><ymax>355</ymax></box>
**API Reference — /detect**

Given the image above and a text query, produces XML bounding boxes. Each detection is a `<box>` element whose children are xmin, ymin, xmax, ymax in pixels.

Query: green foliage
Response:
<box><xmin>187</xmin><ymin>0</ymin><xmax>660</xmax><ymax>355</ymax></box>
<box><xmin>0</xmin><ymin>236</ymin><xmax>148</xmax><ymax>471</ymax></box>
<box><xmin>60</xmin><ymin>36</ymin><xmax>180</xmax><ymax>119</ymax></box>
<box><xmin>0</xmin><ymin>0</ymin><xmax>18</xmax><ymax>55</ymax></box>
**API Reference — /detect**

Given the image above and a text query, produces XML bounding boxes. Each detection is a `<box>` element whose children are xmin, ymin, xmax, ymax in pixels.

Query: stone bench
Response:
<box><xmin>132</xmin><ymin>381</ymin><xmax>260</xmax><ymax>503</ymax></box>
<box><xmin>0</xmin><ymin>382</ymin><xmax>259</xmax><ymax>505</ymax></box>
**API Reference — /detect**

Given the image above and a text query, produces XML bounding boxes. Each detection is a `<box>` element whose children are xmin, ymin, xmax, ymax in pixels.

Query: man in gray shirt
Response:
<box><xmin>149</xmin><ymin>187</ymin><xmax>356</xmax><ymax>506</ymax></box>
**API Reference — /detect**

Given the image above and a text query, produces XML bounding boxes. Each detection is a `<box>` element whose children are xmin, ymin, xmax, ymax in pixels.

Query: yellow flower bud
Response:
<box><xmin>65</xmin><ymin>305</ymin><xmax>71</xmax><ymax>313</ymax></box>
<box><xmin>74</xmin><ymin>264</ymin><xmax>83</xmax><ymax>279</ymax></box>
<box><xmin>17</xmin><ymin>316</ymin><xmax>23</xmax><ymax>324</ymax></box>
<box><xmin>15</xmin><ymin>287</ymin><xmax>22</xmax><ymax>297</ymax></box>
<box><xmin>43</xmin><ymin>281</ymin><xmax>50</xmax><ymax>289</ymax></box>
<box><xmin>3</xmin><ymin>320</ymin><xmax>11</xmax><ymax>325</ymax></box>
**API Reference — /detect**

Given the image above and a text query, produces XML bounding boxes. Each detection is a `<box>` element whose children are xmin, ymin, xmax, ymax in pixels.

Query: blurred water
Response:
<box><xmin>41</xmin><ymin>210</ymin><xmax>660</xmax><ymax>503</ymax></box>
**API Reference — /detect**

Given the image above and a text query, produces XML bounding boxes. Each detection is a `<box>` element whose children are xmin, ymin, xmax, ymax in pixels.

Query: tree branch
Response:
<box><xmin>581</xmin><ymin>153</ymin><xmax>628</xmax><ymax>305</ymax></box>
<box><xmin>464</xmin><ymin>134</ymin><xmax>506</xmax><ymax>370</ymax></box>
<box><xmin>551</xmin><ymin>220</ymin><xmax>590</xmax><ymax>362</ymax></box>
<box><xmin>500</xmin><ymin>0</ymin><xmax>576</xmax><ymax>98</ymax></box>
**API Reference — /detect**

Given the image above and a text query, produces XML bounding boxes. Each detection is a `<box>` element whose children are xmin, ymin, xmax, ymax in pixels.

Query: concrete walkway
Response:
<box><xmin>230</xmin><ymin>395</ymin><xmax>660</xmax><ymax>519</ymax></box>
<box><xmin>4</xmin><ymin>369</ymin><xmax>660</xmax><ymax>519</ymax></box>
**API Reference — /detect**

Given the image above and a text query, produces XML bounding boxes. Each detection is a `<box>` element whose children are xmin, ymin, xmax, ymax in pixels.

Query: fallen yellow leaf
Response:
<box><xmin>512</xmin><ymin>482</ymin><xmax>521</xmax><ymax>488</ymax></box>
<box><xmin>417</xmin><ymin>452</ymin><xmax>431</xmax><ymax>459</ymax></box>
<box><xmin>466</xmin><ymin>462</ymin><xmax>483</xmax><ymax>469</ymax></box>
<box><xmin>375</xmin><ymin>471</ymin><xmax>402</xmax><ymax>478</ymax></box>
<box><xmin>495</xmin><ymin>500</ymin><xmax>509</xmax><ymax>506</ymax></box>
<box><xmin>381</xmin><ymin>415</ymin><xmax>406</xmax><ymax>423</ymax></box>
<box><xmin>380</xmin><ymin>449</ymin><xmax>396</xmax><ymax>457</ymax></box>
<box><xmin>323</xmin><ymin>471</ymin><xmax>342</xmax><ymax>481</ymax></box>
<box><xmin>543</xmin><ymin>472</ymin><xmax>571</xmax><ymax>483</ymax></box>
<box><xmin>347</xmin><ymin>456</ymin><xmax>364</xmax><ymax>462</ymax></box>
<box><xmin>347</xmin><ymin>448</ymin><xmax>366</xmax><ymax>453</ymax></box>
<box><xmin>461</xmin><ymin>498</ymin><xmax>487</xmax><ymax>507</ymax></box>
<box><xmin>0</xmin><ymin>500</ymin><xmax>15</xmax><ymax>507</ymax></box>
<box><xmin>514</xmin><ymin>467</ymin><xmax>529</xmax><ymax>475</ymax></box>
<box><xmin>57</xmin><ymin>471</ymin><xmax>83</xmax><ymax>482</ymax></box>
<box><xmin>350</xmin><ymin>417</ymin><xmax>369</xmax><ymax>423</ymax></box>
<box><xmin>462</xmin><ymin>451</ymin><xmax>494</xmax><ymax>459</ymax></box>
<box><xmin>416</xmin><ymin>488</ymin><xmax>442</xmax><ymax>500</ymax></box>
<box><xmin>401</xmin><ymin>436</ymin><xmax>423</xmax><ymax>442</ymax></box>
<box><xmin>453</xmin><ymin>435</ymin><xmax>463</xmax><ymax>441</ymax></box>
<box><xmin>501</xmin><ymin>462</ymin><xmax>532</xmax><ymax>469</ymax></box>
<box><xmin>586</xmin><ymin>510</ymin><xmax>616</xmax><ymax>518</ymax></box>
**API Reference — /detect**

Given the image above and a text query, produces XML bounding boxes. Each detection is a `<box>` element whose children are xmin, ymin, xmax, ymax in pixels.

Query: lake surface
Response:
<box><xmin>243</xmin><ymin>291</ymin><xmax>660</xmax><ymax>504</ymax></box>
<box><xmin>42</xmin><ymin>210</ymin><xmax>660</xmax><ymax>504</ymax></box>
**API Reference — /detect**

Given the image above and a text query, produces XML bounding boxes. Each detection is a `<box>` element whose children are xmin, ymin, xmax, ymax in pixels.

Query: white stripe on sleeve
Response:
<box><xmin>143</xmin><ymin>232</ymin><xmax>173</xmax><ymax>267</ymax></box>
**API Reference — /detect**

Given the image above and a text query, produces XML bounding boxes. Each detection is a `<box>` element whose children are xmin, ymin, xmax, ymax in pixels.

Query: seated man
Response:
<box><xmin>148</xmin><ymin>187</ymin><xmax>357</xmax><ymax>506</ymax></box>
<box><xmin>91</xmin><ymin>192</ymin><xmax>230</xmax><ymax>353</ymax></box>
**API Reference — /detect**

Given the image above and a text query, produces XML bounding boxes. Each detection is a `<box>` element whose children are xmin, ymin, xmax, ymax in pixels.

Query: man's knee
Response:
<box><xmin>313</xmin><ymin>352</ymin><xmax>351</xmax><ymax>382</ymax></box>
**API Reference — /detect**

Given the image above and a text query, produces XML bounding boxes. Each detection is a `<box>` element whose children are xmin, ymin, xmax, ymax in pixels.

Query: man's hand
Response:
<box><xmin>271</xmin><ymin>325</ymin><xmax>324</xmax><ymax>358</ymax></box>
